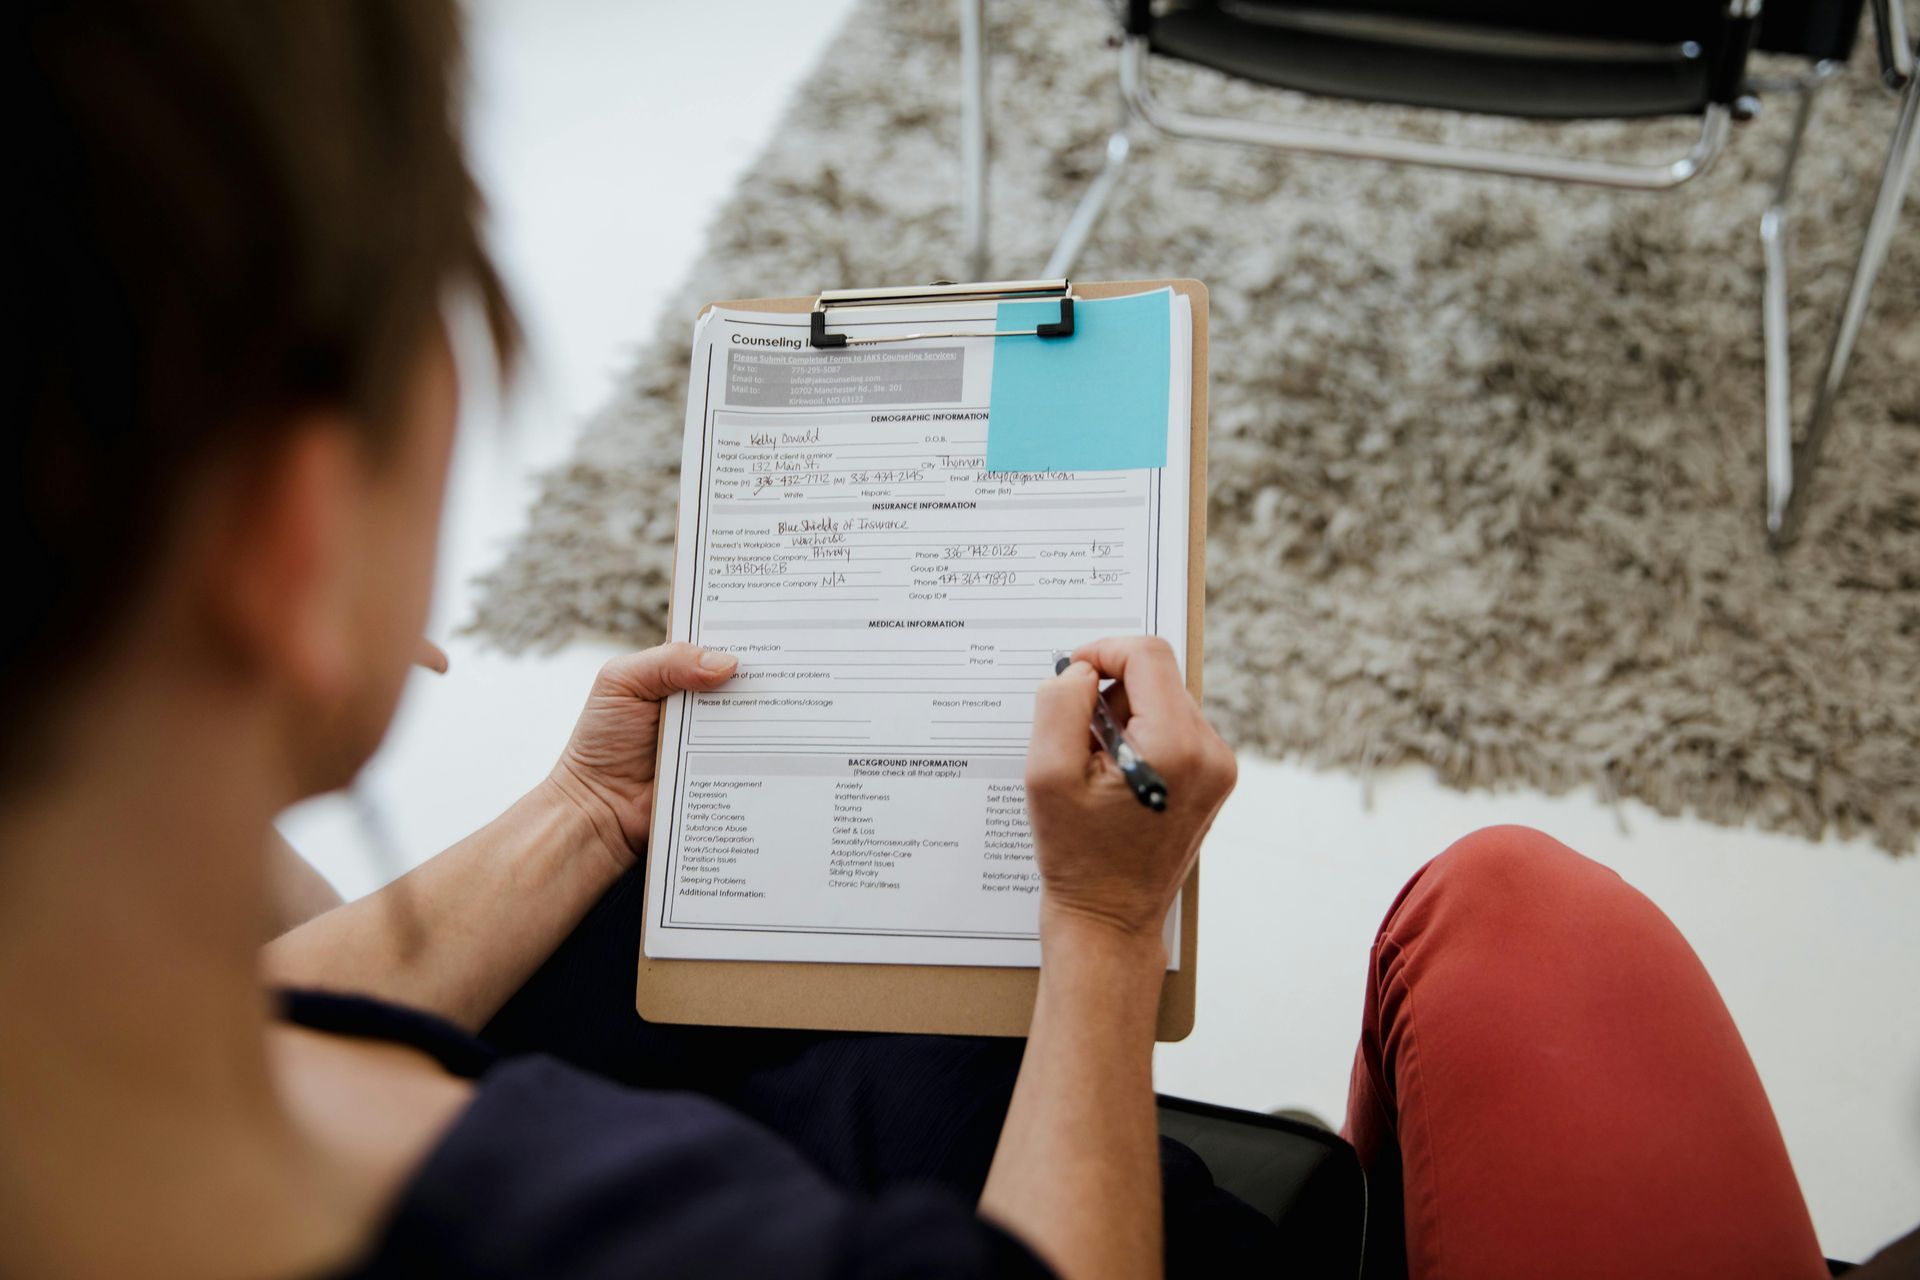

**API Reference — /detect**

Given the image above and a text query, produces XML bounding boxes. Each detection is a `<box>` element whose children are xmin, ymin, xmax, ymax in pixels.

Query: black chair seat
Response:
<box><xmin>1157</xmin><ymin>1094</ymin><xmax>1366</xmax><ymax>1272</ymax></box>
<box><xmin>1149</xmin><ymin>3</ymin><xmax>1717</xmax><ymax>119</ymax></box>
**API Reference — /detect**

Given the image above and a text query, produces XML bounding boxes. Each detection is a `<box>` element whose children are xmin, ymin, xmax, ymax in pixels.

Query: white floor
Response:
<box><xmin>282</xmin><ymin>0</ymin><xmax>1920</xmax><ymax>1262</ymax></box>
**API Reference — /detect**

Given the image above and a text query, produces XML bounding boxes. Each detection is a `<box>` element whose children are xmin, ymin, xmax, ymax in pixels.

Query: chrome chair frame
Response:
<box><xmin>1043</xmin><ymin>36</ymin><xmax>1737</xmax><ymax>275</ymax></box>
<box><xmin>1760</xmin><ymin>10</ymin><xmax>1917</xmax><ymax>543</ymax></box>
<box><xmin>959</xmin><ymin>0</ymin><xmax>1918</xmax><ymax>547</ymax></box>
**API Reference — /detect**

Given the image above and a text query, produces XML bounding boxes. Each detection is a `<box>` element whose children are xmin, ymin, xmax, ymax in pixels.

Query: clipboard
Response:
<box><xmin>636</xmin><ymin>278</ymin><xmax>1209</xmax><ymax>1041</ymax></box>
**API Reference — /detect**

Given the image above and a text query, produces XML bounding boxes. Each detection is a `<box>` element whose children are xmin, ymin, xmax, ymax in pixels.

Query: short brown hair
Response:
<box><xmin>11</xmin><ymin>0</ymin><xmax>515</xmax><ymax>781</ymax></box>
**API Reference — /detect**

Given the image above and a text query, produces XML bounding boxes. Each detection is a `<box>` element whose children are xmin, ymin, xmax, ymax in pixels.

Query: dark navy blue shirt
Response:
<box><xmin>291</xmin><ymin>865</ymin><xmax>1277</xmax><ymax>1278</ymax></box>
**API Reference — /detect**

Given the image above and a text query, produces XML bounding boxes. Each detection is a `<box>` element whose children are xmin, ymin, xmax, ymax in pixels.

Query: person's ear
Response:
<box><xmin>201</xmin><ymin>417</ymin><xmax>366</xmax><ymax>703</ymax></box>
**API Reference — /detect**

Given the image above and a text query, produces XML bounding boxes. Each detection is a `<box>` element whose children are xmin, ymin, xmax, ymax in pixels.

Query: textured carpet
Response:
<box><xmin>470</xmin><ymin>1</ymin><xmax>1919</xmax><ymax>854</ymax></box>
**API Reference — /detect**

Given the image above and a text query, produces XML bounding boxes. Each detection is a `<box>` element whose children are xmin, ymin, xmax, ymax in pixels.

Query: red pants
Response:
<box><xmin>1345</xmin><ymin>826</ymin><xmax>1828</xmax><ymax>1280</ymax></box>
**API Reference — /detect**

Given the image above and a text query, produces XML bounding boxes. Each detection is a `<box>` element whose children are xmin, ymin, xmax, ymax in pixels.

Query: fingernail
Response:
<box><xmin>698</xmin><ymin>649</ymin><xmax>737</xmax><ymax>672</ymax></box>
<box><xmin>414</xmin><ymin>637</ymin><xmax>450</xmax><ymax>674</ymax></box>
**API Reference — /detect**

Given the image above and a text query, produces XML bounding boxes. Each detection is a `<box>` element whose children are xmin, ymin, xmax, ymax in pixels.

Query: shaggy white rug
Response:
<box><xmin>470</xmin><ymin>1</ymin><xmax>1919</xmax><ymax>853</ymax></box>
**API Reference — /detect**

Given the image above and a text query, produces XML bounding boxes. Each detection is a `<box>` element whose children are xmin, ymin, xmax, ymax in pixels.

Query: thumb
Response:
<box><xmin>1026</xmin><ymin>660</ymin><xmax>1098</xmax><ymax>790</ymax></box>
<box><xmin>599</xmin><ymin>643</ymin><xmax>737</xmax><ymax>701</ymax></box>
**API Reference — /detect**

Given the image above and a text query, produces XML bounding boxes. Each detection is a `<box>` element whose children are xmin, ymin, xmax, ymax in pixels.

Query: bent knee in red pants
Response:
<box><xmin>1344</xmin><ymin>825</ymin><xmax>1825</xmax><ymax>1280</ymax></box>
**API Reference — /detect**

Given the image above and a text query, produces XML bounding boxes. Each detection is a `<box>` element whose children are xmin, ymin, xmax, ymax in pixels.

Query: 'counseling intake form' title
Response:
<box><xmin>643</xmin><ymin>292</ymin><xmax>1192</xmax><ymax>967</ymax></box>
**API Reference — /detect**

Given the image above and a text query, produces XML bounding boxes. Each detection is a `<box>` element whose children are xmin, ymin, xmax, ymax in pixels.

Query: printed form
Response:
<box><xmin>643</xmin><ymin>291</ymin><xmax>1192</xmax><ymax>967</ymax></box>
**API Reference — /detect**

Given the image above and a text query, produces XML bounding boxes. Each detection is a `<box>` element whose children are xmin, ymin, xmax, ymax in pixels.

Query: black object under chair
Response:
<box><xmin>1157</xmin><ymin>1094</ymin><xmax>1367</xmax><ymax>1273</ymax></box>
<box><xmin>1156</xmin><ymin>1092</ymin><xmax>1864</xmax><ymax>1274</ymax></box>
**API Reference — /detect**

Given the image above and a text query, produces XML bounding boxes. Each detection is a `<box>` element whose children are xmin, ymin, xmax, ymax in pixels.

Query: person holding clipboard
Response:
<box><xmin>7</xmin><ymin>3</ymin><xmax>1911</xmax><ymax>1279</ymax></box>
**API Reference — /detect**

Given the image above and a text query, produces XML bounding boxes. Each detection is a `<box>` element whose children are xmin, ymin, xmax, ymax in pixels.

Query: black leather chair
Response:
<box><xmin>1133</xmin><ymin>0</ymin><xmax>1768</xmax><ymax>122</ymax></box>
<box><xmin>957</xmin><ymin>0</ymin><xmax>1917</xmax><ymax>545</ymax></box>
<box><xmin>1156</xmin><ymin>1094</ymin><xmax>1366</xmax><ymax>1274</ymax></box>
<box><xmin>1154</xmin><ymin>1092</ymin><xmax>1876</xmax><ymax>1277</ymax></box>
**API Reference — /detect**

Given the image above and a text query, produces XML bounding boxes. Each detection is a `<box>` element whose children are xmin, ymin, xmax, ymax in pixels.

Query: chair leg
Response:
<box><xmin>959</xmin><ymin>0</ymin><xmax>989</xmax><ymax>281</ymax></box>
<box><xmin>1044</xmin><ymin>126</ymin><xmax>1135</xmax><ymax>278</ymax></box>
<box><xmin>1766</xmin><ymin>65</ymin><xmax>1920</xmax><ymax>548</ymax></box>
<box><xmin>1759</xmin><ymin>68</ymin><xmax>1830</xmax><ymax>538</ymax></box>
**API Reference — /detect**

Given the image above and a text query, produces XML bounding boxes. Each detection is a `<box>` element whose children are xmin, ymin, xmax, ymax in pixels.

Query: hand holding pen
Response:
<box><xmin>1023</xmin><ymin>636</ymin><xmax>1238</xmax><ymax>943</ymax></box>
<box><xmin>1054</xmin><ymin>650</ymin><xmax>1168</xmax><ymax>810</ymax></box>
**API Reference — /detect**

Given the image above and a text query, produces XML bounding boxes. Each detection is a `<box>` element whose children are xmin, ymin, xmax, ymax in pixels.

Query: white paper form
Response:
<box><xmin>643</xmin><ymin>292</ymin><xmax>1192</xmax><ymax>967</ymax></box>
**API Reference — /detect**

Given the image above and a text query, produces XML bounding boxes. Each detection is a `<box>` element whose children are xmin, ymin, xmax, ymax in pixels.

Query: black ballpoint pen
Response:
<box><xmin>1053</xmin><ymin>652</ymin><xmax>1169</xmax><ymax>812</ymax></box>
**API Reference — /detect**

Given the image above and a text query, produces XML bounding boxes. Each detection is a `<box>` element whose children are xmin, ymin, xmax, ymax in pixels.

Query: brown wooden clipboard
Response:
<box><xmin>636</xmin><ymin>278</ymin><xmax>1209</xmax><ymax>1040</ymax></box>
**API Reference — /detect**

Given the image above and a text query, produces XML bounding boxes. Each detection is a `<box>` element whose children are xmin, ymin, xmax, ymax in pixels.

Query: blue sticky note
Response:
<box><xmin>986</xmin><ymin>290</ymin><xmax>1170</xmax><ymax>472</ymax></box>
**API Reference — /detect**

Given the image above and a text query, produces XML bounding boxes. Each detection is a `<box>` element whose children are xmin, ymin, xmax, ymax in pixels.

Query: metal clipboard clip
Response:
<box><xmin>809</xmin><ymin>278</ymin><xmax>1076</xmax><ymax>349</ymax></box>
